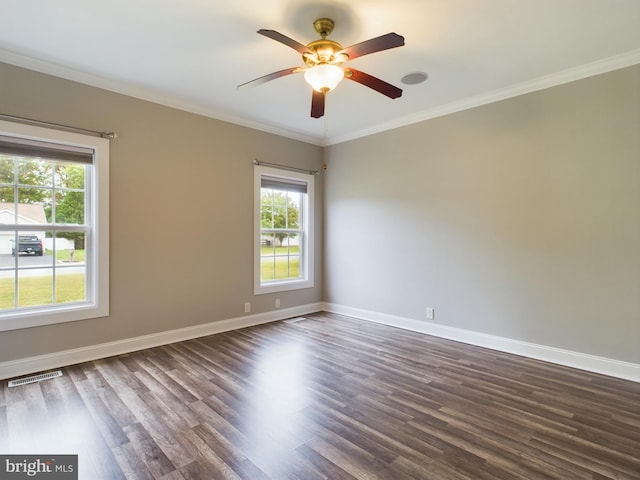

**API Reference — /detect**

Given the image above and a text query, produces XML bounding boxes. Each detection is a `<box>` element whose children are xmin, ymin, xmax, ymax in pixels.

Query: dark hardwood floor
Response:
<box><xmin>1</xmin><ymin>312</ymin><xmax>639</xmax><ymax>479</ymax></box>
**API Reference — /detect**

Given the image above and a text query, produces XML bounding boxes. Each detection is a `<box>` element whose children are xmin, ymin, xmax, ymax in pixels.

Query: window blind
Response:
<box><xmin>0</xmin><ymin>135</ymin><xmax>94</xmax><ymax>164</ymax></box>
<box><xmin>261</xmin><ymin>175</ymin><xmax>308</xmax><ymax>194</ymax></box>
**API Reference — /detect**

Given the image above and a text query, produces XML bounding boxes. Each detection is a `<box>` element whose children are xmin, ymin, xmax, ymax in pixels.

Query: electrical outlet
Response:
<box><xmin>426</xmin><ymin>307</ymin><xmax>435</xmax><ymax>320</ymax></box>
<box><xmin>244</xmin><ymin>302</ymin><xmax>251</xmax><ymax>313</ymax></box>
<box><xmin>275</xmin><ymin>298</ymin><xmax>281</xmax><ymax>308</ymax></box>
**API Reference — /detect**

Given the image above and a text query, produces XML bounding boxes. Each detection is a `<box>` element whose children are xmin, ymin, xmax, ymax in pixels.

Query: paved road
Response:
<box><xmin>0</xmin><ymin>253</ymin><xmax>54</xmax><ymax>268</ymax></box>
<box><xmin>0</xmin><ymin>254</ymin><xmax>85</xmax><ymax>278</ymax></box>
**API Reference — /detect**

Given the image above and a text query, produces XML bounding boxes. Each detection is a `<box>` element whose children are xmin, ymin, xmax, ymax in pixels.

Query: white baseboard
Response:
<box><xmin>323</xmin><ymin>303</ymin><xmax>640</xmax><ymax>383</ymax></box>
<box><xmin>0</xmin><ymin>303</ymin><xmax>323</xmax><ymax>381</ymax></box>
<box><xmin>4</xmin><ymin>302</ymin><xmax>638</xmax><ymax>383</ymax></box>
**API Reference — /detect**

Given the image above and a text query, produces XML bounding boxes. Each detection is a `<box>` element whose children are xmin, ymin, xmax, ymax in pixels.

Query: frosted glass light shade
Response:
<box><xmin>304</xmin><ymin>64</ymin><xmax>345</xmax><ymax>93</ymax></box>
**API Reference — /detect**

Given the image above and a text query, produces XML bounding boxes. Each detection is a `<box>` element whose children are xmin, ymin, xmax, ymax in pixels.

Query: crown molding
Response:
<box><xmin>2</xmin><ymin>47</ymin><xmax>638</xmax><ymax>148</ymax></box>
<box><xmin>327</xmin><ymin>49</ymin><xmax>640</xmax><ymax>145</ymax></box>
<box><xmin>0</xmin><ymin>49</ymin><xmax>325</xmax><ymax>146</ymax></box>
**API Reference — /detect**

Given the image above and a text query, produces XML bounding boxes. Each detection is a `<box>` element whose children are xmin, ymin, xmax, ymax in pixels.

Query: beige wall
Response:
<box><xmin>0</xmin><ymin>62</ymin><xmax>323</xmax><ymax>362</ymax></box>
<box><xmin>1</xmin><ymin>61</ymin><xmax>638</xmax><ymax>367</ymax></box>
<box><xmin>324</xmin><ymin>65</ymin><xmax>640</xmax><ymax>363</ymax></box>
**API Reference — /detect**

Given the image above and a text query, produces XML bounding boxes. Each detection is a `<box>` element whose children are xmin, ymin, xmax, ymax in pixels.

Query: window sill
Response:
<box><xmin>0</xmin><ymin>302</ymin><xmax>108</xmax><ymax>332</ymax></box>
<box><xmin>254</xmin><ymin>278</ymin><xmax>314</xmax><ymax>295</ymax></box>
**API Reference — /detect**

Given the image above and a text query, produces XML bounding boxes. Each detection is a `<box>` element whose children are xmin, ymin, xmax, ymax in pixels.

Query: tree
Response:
<box><xmin>261</xmin><ymin>189</ymin><xmax>300</xmax><ymax>245</ymax></box>
<box><xmin>0</xmin><ymin>155</ymin><xmax>52</xmax><ymax>204</ymax></box>
<box><xmin>0</xmin><ymin>156</ymin><xmax>86</xmax><ymax>248</ymax></box>
<box><xmin>54</xmin><ymin>164</ymin><xmax>84</xmax><ymax>223</ymax></box>
<box><xmin>54</xmin><ymin>164</ymin><xmax>86</xmax><ymax>249</ymax></box>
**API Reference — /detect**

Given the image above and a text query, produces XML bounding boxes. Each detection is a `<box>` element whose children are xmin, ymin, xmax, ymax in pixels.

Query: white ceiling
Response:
<box><xmin>1</xmin><ymin>0</ymin><xmax>639</xmax><ymax>146</ymax></box>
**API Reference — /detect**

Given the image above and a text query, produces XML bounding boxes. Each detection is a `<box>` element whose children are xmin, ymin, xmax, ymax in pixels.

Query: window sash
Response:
<box><xmin>0</xmin><ymin>119</ymin><xmax>109</xmax><ymax>331</ymax></box>
<box><xmin>0</xmin><ymin>158</ymin><xmax>90</xmax><ymax>231</ymax></box>
<box><xmin>254</xmin><ymin>165</ymin><xmax>314</xmax><ymax>295</ymax></box>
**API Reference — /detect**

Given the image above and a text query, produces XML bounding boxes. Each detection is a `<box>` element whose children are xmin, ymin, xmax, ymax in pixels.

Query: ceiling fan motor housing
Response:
<box><xmin>304</xmin><ymin>39</ymin><xmax>346</xmax><ymax>66</ymax></box>
<box><xmin>313</xmin><ymin>18</ymin><xmax>335</xmax><ymax>37</ymax></box>
<box><xmin>303</xmin><ymin>18</ymin><xmax>348</xmax><ymax>67</ymax></box>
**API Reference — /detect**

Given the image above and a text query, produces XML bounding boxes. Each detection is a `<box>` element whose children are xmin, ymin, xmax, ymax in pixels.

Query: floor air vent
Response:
<box><xmin>284</xmin><ymin>317</ymin><xmax>307</xmax><ymax>324</ymax></box>
<box><xmin>8</xmin><ymin>370</ymin><xmax>63</xmax><ymax>388</ymax></box>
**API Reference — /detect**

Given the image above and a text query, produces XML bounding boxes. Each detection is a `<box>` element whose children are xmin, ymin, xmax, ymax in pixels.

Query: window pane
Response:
<box><xmin>54</xmin><ymin>162</ymin><xmax>85</xmax><ymax>189</ymax></box>
<box><xmin>53</xmin><ymin>232</ymin><xmax>84</xmax><ymax>264</ymax></box>
<box><xmin>261</xmin><ymin>233</ymin><xmax>275</xmax><ymax>251</ymax></box>
<box><xmin>55</xmin><ymin>270</ymin><xmax>85</xmax><ymax>304</ymax></box>
<box><xmin>17</xmin><ymin>187</ymin><xmax>52</xmax><ymax>223</ymax></box>
<box><xmin>285</xmin><ymin>233</ymin><xmax>300</xmax><ymax>252</ymax></box>
<box><xmin>273</xmin><ymin>255</ymin><xmax>300</xmax><ymax>280</ymax></box>
<box><xmin>55</xmin><ymin>237</ymin><xmax>85</xmax><ymax>303</ymax></box>
<box><xmin>272</xmin><ymin>206</ymin><xmax>287</xmax><ymax>229</ymax></box>
<box><xmin>261</xmin><ymin>205</ymin><xmax>274</xmax><ymax>229</ymax></box>
<box><xmin>283</xmin><ymin>233</ymin><xmax>301</xmax><ymax>279</ymax></box>
<box><xmin>260</xmin><ymin>232</ymin><xmax>275</xmax><ymax>282</ymax></box>
<box><xmin>54</xmin><ymin>189</ymin><xmax>85</xmax><ymax>225</ymax></box>
<box><xmin>260</xmin><ymin>256</ymin><xmax>275</xmax><ymax>281</ymax></box>
<box><xmin>259</xmin><ymin>189</ymin><xmax>304</xmax><ymax>282</ymax></box>
<box><xmin>288</xmin><ymin>192</ymin><xmax>300</xmax><ymax>207</ymax></box>
<box><xmin>18</xmin><ymin>268</ymin><xmax>53</xmax><ymax>307</ymax></box>
<box><xmin>0</xmin><ymin>155</ymin><xmax>90</xmax><ymax>311</ymax></box>
<box><xmin>0</xmin><ymin>195</ymin><xmax>16</xmax><ymax>224</ymax></box>
<box><xmin>0</xmin><ymin>269</ymin><xmax>15</xmax><ymax>309</ymax></box>
<box><xmin>287</xmin><ymin>194</ymin><xmax>300</xmax><ymax>229</ymax></box>
<box><xmin>17</xmin><ymin>157</ymin><xmax>52</xmax><ymax>186</ymax></box>
<box><xmin>0</xmin><ymin>156</ymin><xmax>14</xmax><ymax>184</ymax></box>
<box><xmin>0</xmin><ymin>231</ymin><xmax>87</xmax><ymax>309</ymax></box>
<box><xmin>14</xmin><ymin>230</ymin><xmax>47</xmax><ymax>263</ymax></box>
<box><xmin>285</xmin><ymin>255</ymin><xmax>300</xmax><ymax>278</ymax></box>
<box><xmin>261</xmin><ymin>189</ymin><xmax>273</xmax><ymax>206</ymax></box>
<box><xmin>259</xmin><ymin>233</ymin><xmax>302</xmax><ymax>281</ymax></box>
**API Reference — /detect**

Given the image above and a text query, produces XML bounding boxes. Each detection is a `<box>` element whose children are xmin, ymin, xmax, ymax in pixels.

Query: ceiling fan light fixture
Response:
<box><xmin>240</xmin><ymin>18</ymin><xmax>406</xmax><ymax>118</ymax></box>
<box><xmin>304</xmin><ymin>64</ymin><xmax>345</xmax><ymax>93</ymax></box>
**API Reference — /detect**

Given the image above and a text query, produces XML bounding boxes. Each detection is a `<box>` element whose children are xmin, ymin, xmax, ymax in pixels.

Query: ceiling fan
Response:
<box><xmin>238</xmin><ymin>18</ymin><xmax>405</xmax><ymax>118</ymax></box>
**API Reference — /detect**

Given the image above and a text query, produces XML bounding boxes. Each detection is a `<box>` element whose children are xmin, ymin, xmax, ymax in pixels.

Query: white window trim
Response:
<box><xmin>0</xmin><ymin>120</ymin><xmax>109</xmax><ymax>331</ymax></box>
<box><xmin>254</xmin><ymin>165</ymin><xmax>314</xmax><ymax>295</ymax></box>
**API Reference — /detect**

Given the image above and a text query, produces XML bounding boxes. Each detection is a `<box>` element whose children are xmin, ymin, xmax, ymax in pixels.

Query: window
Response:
<box><xmin>0</xmin><ymin>120</ymin><xmax>109</xmax><ymax>331</ymax></box>
<box><xmin>254</xmin><ymin>165</ymin><xmax>314</xmax><ymax>294</ymax></box>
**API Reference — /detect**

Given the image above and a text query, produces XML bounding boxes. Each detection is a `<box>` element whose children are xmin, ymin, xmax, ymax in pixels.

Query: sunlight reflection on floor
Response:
<box><xmin>243</xmin><ymin>342</ymin><xmax>313</xmax><ymax>452</ymax></box>
<box><xmin>253</xmin><ymin>342</ymin><xmax>309</xmax><ymax>412</ymax></box>
<box><xmin>3</xmin><ymin>392</ymin><xmax>104</xmax><ymax>478</ymax></box>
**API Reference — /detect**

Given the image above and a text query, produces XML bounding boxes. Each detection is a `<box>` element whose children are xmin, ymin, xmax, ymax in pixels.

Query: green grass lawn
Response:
<box><xmin>47</xmin><ymin>249</ymin><xmax>86</xmax><ymax>262</ymax></box>
<box><xmin>1</xmin><ymin>245</ymin><xmax>299</xmax><ymax>309</ymax></box>
<box><xmin>0</xmin><ymin>273</ymin><xmax>85</xmax><ymax>309</ymax></box>
<box><xmin>260</xmin><ymin>245</ymin><xmax>300</xmax><ymax>255</ymax></box>
<box><xmin>261</xmin><ymin>246</ymin><xmax>300</xmax><ymax>280</ymax></box>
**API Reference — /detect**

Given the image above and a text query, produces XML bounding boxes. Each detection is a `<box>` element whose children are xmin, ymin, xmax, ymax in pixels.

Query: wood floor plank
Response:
<box><xmin>111</xmin><ymin>442</ymin><xmax>156</xmax><ymax>480</ymax></box>
<box><xmin>2</xmin><ymin>312</ymin><xmax>639</xmax><ymax>479</ymax></box>
<box><xmin>122</xmin><ymin>422</ymin><xmax>177</xmax><ymax>478</ymax></box>
<box><xmin>81</xmin><ymin>363</ymin><xmax>139</xmax><ymax>428</ymax></box>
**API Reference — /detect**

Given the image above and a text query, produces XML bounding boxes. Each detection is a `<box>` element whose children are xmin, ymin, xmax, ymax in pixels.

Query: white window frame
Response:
<box><xmin>254</xmin><ymin>165</ymin><xmax>314</xmax><ymax>295</ymax></box>
<box><xmin>0</xmin><ymin>120</ymin><xmax>109</xmax><ymax>331</ymax></box>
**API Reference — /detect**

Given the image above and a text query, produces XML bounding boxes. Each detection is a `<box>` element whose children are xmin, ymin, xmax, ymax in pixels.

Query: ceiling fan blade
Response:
<box><xmin>258</xmin><ymin>29</ymin><xmax>311</xmax><ymax>55</ymax></box>
<box><xmin>237</xmin><ymin>67</ymin><xmax>303</xmax><ymax>90</ymax></box>
<box><xmin>340</xmin><ymin>32</ymin><xmax>404</xmax><ymax>61</ymax></box>
<box><xmin>311</xmin><ymin>90</ymin><xmax>325</xmax><ymax>118</ymax></box>
<box><xmin>344</xmin><ymin>68</ymin><xmax>403</xmax><ymax>99</ymax></box>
